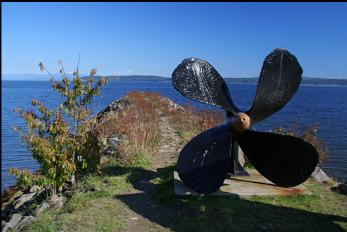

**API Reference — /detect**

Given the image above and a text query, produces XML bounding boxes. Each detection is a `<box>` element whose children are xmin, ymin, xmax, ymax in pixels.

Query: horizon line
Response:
<box><xmin>2</xmin><ymin>73</ymin><xmax>347</xmax><ymax>80</ymax></box>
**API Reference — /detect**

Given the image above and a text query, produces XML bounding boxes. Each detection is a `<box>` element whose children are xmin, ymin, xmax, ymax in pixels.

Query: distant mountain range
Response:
<box><xmin>92</xmin><ymin>75</ymin><xmax>347</xmax><ymax>85</ymax></box>
<box><xmin>99</xmin><ymin>75</ymin><xmax>170</xmax><ymax>81</ymax></box>
<box><xmin>2</xmin><ymin>74</ymin><xmax>347</xmax><ymax>85</ymax></box>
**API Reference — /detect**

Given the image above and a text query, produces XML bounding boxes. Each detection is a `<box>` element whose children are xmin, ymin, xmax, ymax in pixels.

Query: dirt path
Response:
<box><xmin>118</xmin><ymin>114</ymin><xmax>182</xmax><ymax>232</ymax></box>
<box><xmin>152</xmin><ymin>114</ymin><xmax>182</xmax><ymax>170</ymax></box>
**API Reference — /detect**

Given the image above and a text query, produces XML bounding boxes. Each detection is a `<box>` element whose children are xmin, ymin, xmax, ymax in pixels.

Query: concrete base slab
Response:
<box><xmin>174</xmin><ymin>169</ymin><xmax>311</xmax><ymax>197</ymax></box>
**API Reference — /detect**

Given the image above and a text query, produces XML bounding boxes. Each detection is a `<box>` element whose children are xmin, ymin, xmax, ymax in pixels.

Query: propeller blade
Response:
<box><xmin>237</xmin><ymin>130</ymin><xmax>319</xmax><ymax>187</ymax></box>
<box><xmin>176</xmin><ymin>120</ymin><xmax>232</xmax><ymax>194</ymax></box>
<box><xmin>247</xmin><ymin>49</ymin><xmax>302</xmax><ymax>124</ymax></box>
<box><xmin>172</xmin><ymin>58</ymin><xmax>238</xmax><ymax>114</ymax></box>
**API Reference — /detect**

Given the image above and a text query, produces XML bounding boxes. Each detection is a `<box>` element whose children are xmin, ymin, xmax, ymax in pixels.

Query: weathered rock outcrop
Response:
<box><xmin>311</xmin><ymin>166</ymin><xmax>332</xmax><ymax>183</ymax></box>
<box><xmin>13</xmin><ymin>192</ymin><xmax>38</xmax><ymax>209</ymax></box>
<box><xmin>2</xmin><ymin>213</ymin><xmax>22</xmax><ymax>232</ymax></box>
<box><xmin>1</xmin><ymin>190</ymin><xmax>23</xmax><ymax>210</ymax></box>
<box><xmin>96</xmin><ymin>98</ymin><xmax>130</xmax><ymax>122</ymax></box>
<box><xmin>1</xmin><ymin>185</ymin><xmax>46</xmax><ymax>231</ymax></box>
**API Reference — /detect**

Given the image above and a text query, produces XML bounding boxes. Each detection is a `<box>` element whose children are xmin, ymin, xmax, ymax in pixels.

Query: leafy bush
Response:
<box><xmin>10</xmin><ymin>61</ymin><xmax>108</xmax><ymax>196</ymax></box>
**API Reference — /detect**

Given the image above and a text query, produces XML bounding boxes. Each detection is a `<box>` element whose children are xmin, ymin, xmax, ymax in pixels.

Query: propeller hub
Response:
<box><xmin>231</xmin><ymin>112</ymin><xmax>251</xmax><ymax>132</ymax></box>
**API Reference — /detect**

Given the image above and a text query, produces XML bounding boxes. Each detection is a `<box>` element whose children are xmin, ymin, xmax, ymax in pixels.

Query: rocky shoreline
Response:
<box><xmin>1</xmin><ymin>94</ymin><xmax>346</xmax><ymax>231</ymax></box>
<box><xmin>1</xmin><ymin>184</ymin><xmax>64</xmax><ymax>232</ymax></box>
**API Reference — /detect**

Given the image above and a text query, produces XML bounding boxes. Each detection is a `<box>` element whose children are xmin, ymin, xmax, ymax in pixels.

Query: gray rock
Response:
<box><xmin>2</xmin><ymin>220</ymin><xmax>6</xmax><ymax>227</ymax></box>
<box><xmin>311</xmin><ymin>167</ymin><xmax>332</xmax><ymax>183</ymax></box>
<box><xmin>97</xmin><ymin>98</ymin><xmax>130</xmax><ymax>121</ymax></box>
<box><xmin>103</xmin><ymin>146</ymin><xmax>118</xmax><ymax>156</ymax></box>
<box><xmin>1</xmin><ymin>190</ymin><xmax>24</xmax><ymax>210</ymax></box>
<box><xmin>2</xmin><ymin>213</ymin><xmax>22</xmax><ymax>232</ymax></box>
<box><xmin>15</xmin><ymin>216</ymin><xmax>35</xmax><ymax>230</ymax></box>
<box><xmin>12</xmin><ymin>191</ymin><xmax>25</xmax><ymax>199</ymax></box>
<box><xmin>1</xmin><ymin>188</ymin><xmax>19</xmax><ymax>202</ymax></box>
<box><xmin>108</xmin><ymin>136</ymin><xmax>123</xmax><ymax>146</ymax></box>
<box><xmin>162</xmin><ymin>97</ymin><xmax>184</xmax><ymax>112</ymax></box>
<box><xmin>29</xmin><ymin>185</ymin><xmax>42</xmax><ymax>193</ymax></box>
<box><xmin>34</xmin><ymin>201</ymin><xmax>50</xmax><ymax>215</ymax></box>
<box><xmin>13</xmin><ymin>192</ymin><xmax>37</xmax><ymax>209</ymax></box>
<box><xmin>48</xmin><ymin>195</ymin><xmax>64</xmax><ymax>209</ymax></box>
<box><xmin>102</xmin><ymin>136</ymin><xmax>125</xmax><ymax>157</ymax></box>
<box><xmin>1</xmin><ymin>220</ymin><xmax>7</xmax><ymax>228</ymax></box>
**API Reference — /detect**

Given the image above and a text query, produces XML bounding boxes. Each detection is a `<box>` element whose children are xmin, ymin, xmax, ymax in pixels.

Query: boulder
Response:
<box><xmin>2</xmin><ymin>213</ymin><xmax>22</xmax><ymax>232</ymax></box>
<box><xmin>15</xmin><ymin>216</ymin><xmax>35</xmax><ymax>230</ymax></box>
<box><xmin>108</xmin><ymin>136</ymin><xmax>123</xmax><ymax>146</ymax></box>
<box><xmin>13</xmin><ymin>192</ymin><xmax>37</xmax><ymax>209</ymax></box>
<box><xmin>48</xmin><ymin>195</ymin><xmax>65</xmax><ymax>210</ymax></box>
<box><xmin>102</xmin><ymin>146</ymin><xmax>117</xmax><ymax>156</ymax></box>
<box><xmin>101</xmin><ymin>135</ymin><xmax>125</xmax><ymax>161</ymax></box>
<box><xmin>161</xmin><ymin>97</ymin><xmax>184</xmax><ymax>112</ymax></box>
<box><xmin>29</xmin><ymin>185</ymin><xmax>42</xmax><ymax>193</ymax></box>
<box><xmin>34</xmin><ymin>201</ymin><xmax>50</xmax><ymax>216</ymax></box>
<box><xmin>1</xmin><ymin>187</ymin><xmax>21</xmax><ymax>202</ymax></box>
<box><xmin>1</xmin><ymin>190</ymin><xmax>24</xmax><ymax>210</ymax></box>
<box><xmin>311</xmin><ymin>167</ymin><xmax>332</xmax><ymax>183</ymax></box>
<box><xmin>97</xmin><ymin>98</ymin><xmax>130</xmax><ymax>121</ymax></box>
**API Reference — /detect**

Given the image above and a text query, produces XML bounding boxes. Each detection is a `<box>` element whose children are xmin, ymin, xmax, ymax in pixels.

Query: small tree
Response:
<box><xmin>10</xmin><ymin>60</ymin><xmax>108</xmax><ymax>197</ymax></box>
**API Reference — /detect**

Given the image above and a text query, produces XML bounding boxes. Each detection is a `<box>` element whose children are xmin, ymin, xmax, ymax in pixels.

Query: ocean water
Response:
<box><xmin>2</xmin><ymin>80</ymin><xmax>347</xmax><ymax>190</ymax></box>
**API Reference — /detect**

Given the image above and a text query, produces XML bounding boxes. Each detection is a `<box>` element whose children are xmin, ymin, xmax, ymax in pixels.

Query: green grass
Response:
<box><xmin>23</xmin><ymin>161</ymin><xmax>347</xmax><ymax>232</ymax></box>
<box><xmin>23</xmin><ymin>164</ymin><xmax>134</xmax><ymax>232</ymax></box>
<box><xmin>25</xmin><ymin>198</ymin><xmax>125</xmax><ymax>232</ymax></box>
<box><xmin>154</xmin><ymin>166</ymin><xmax>347</xmax><ymax>232</ymax></box>
<box><xmin>24</xmin><ymin>210</ymin><xmax>63</xmax><ymax>232</ymax></box>
<box><xmin>172</xmin><ymin>127</ymin><xmax>199</xmax><ymax>146</ymax></box>
<box><xmin>129</xmin><ymin>151</ymin><xmax>152</xmax><ymax>168</ymax></box>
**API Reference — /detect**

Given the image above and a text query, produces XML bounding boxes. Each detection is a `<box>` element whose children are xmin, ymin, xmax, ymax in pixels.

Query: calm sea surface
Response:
<box><xmin>2</xmin><ymin>80</ymin><xmax>347</xmax><ymax>190</ymax></box>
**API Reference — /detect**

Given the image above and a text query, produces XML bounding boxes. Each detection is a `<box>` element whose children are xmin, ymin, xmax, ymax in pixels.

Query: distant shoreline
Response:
<box><xmin>3</xmin><ymin>74</ymin><xmax>347</xmax><ymax>86</ymax></box>
<box><xmin>3</xmin><ymin>76</ymin><xmax>347</xmax><ymax>86</ymax></box>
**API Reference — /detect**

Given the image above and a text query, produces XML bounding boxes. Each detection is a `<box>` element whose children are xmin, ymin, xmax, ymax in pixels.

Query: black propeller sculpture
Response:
<box><xmin>172</xmin><ymin>48</ymin><xmax>319</xmax><ymax>194</ymax></box>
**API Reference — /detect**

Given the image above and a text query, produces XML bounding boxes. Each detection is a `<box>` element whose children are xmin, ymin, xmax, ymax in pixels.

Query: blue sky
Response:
<box><xmin>2</xmin><ymin>2</ymin><xmax>347</xmax><ymax>78</ymax></box>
